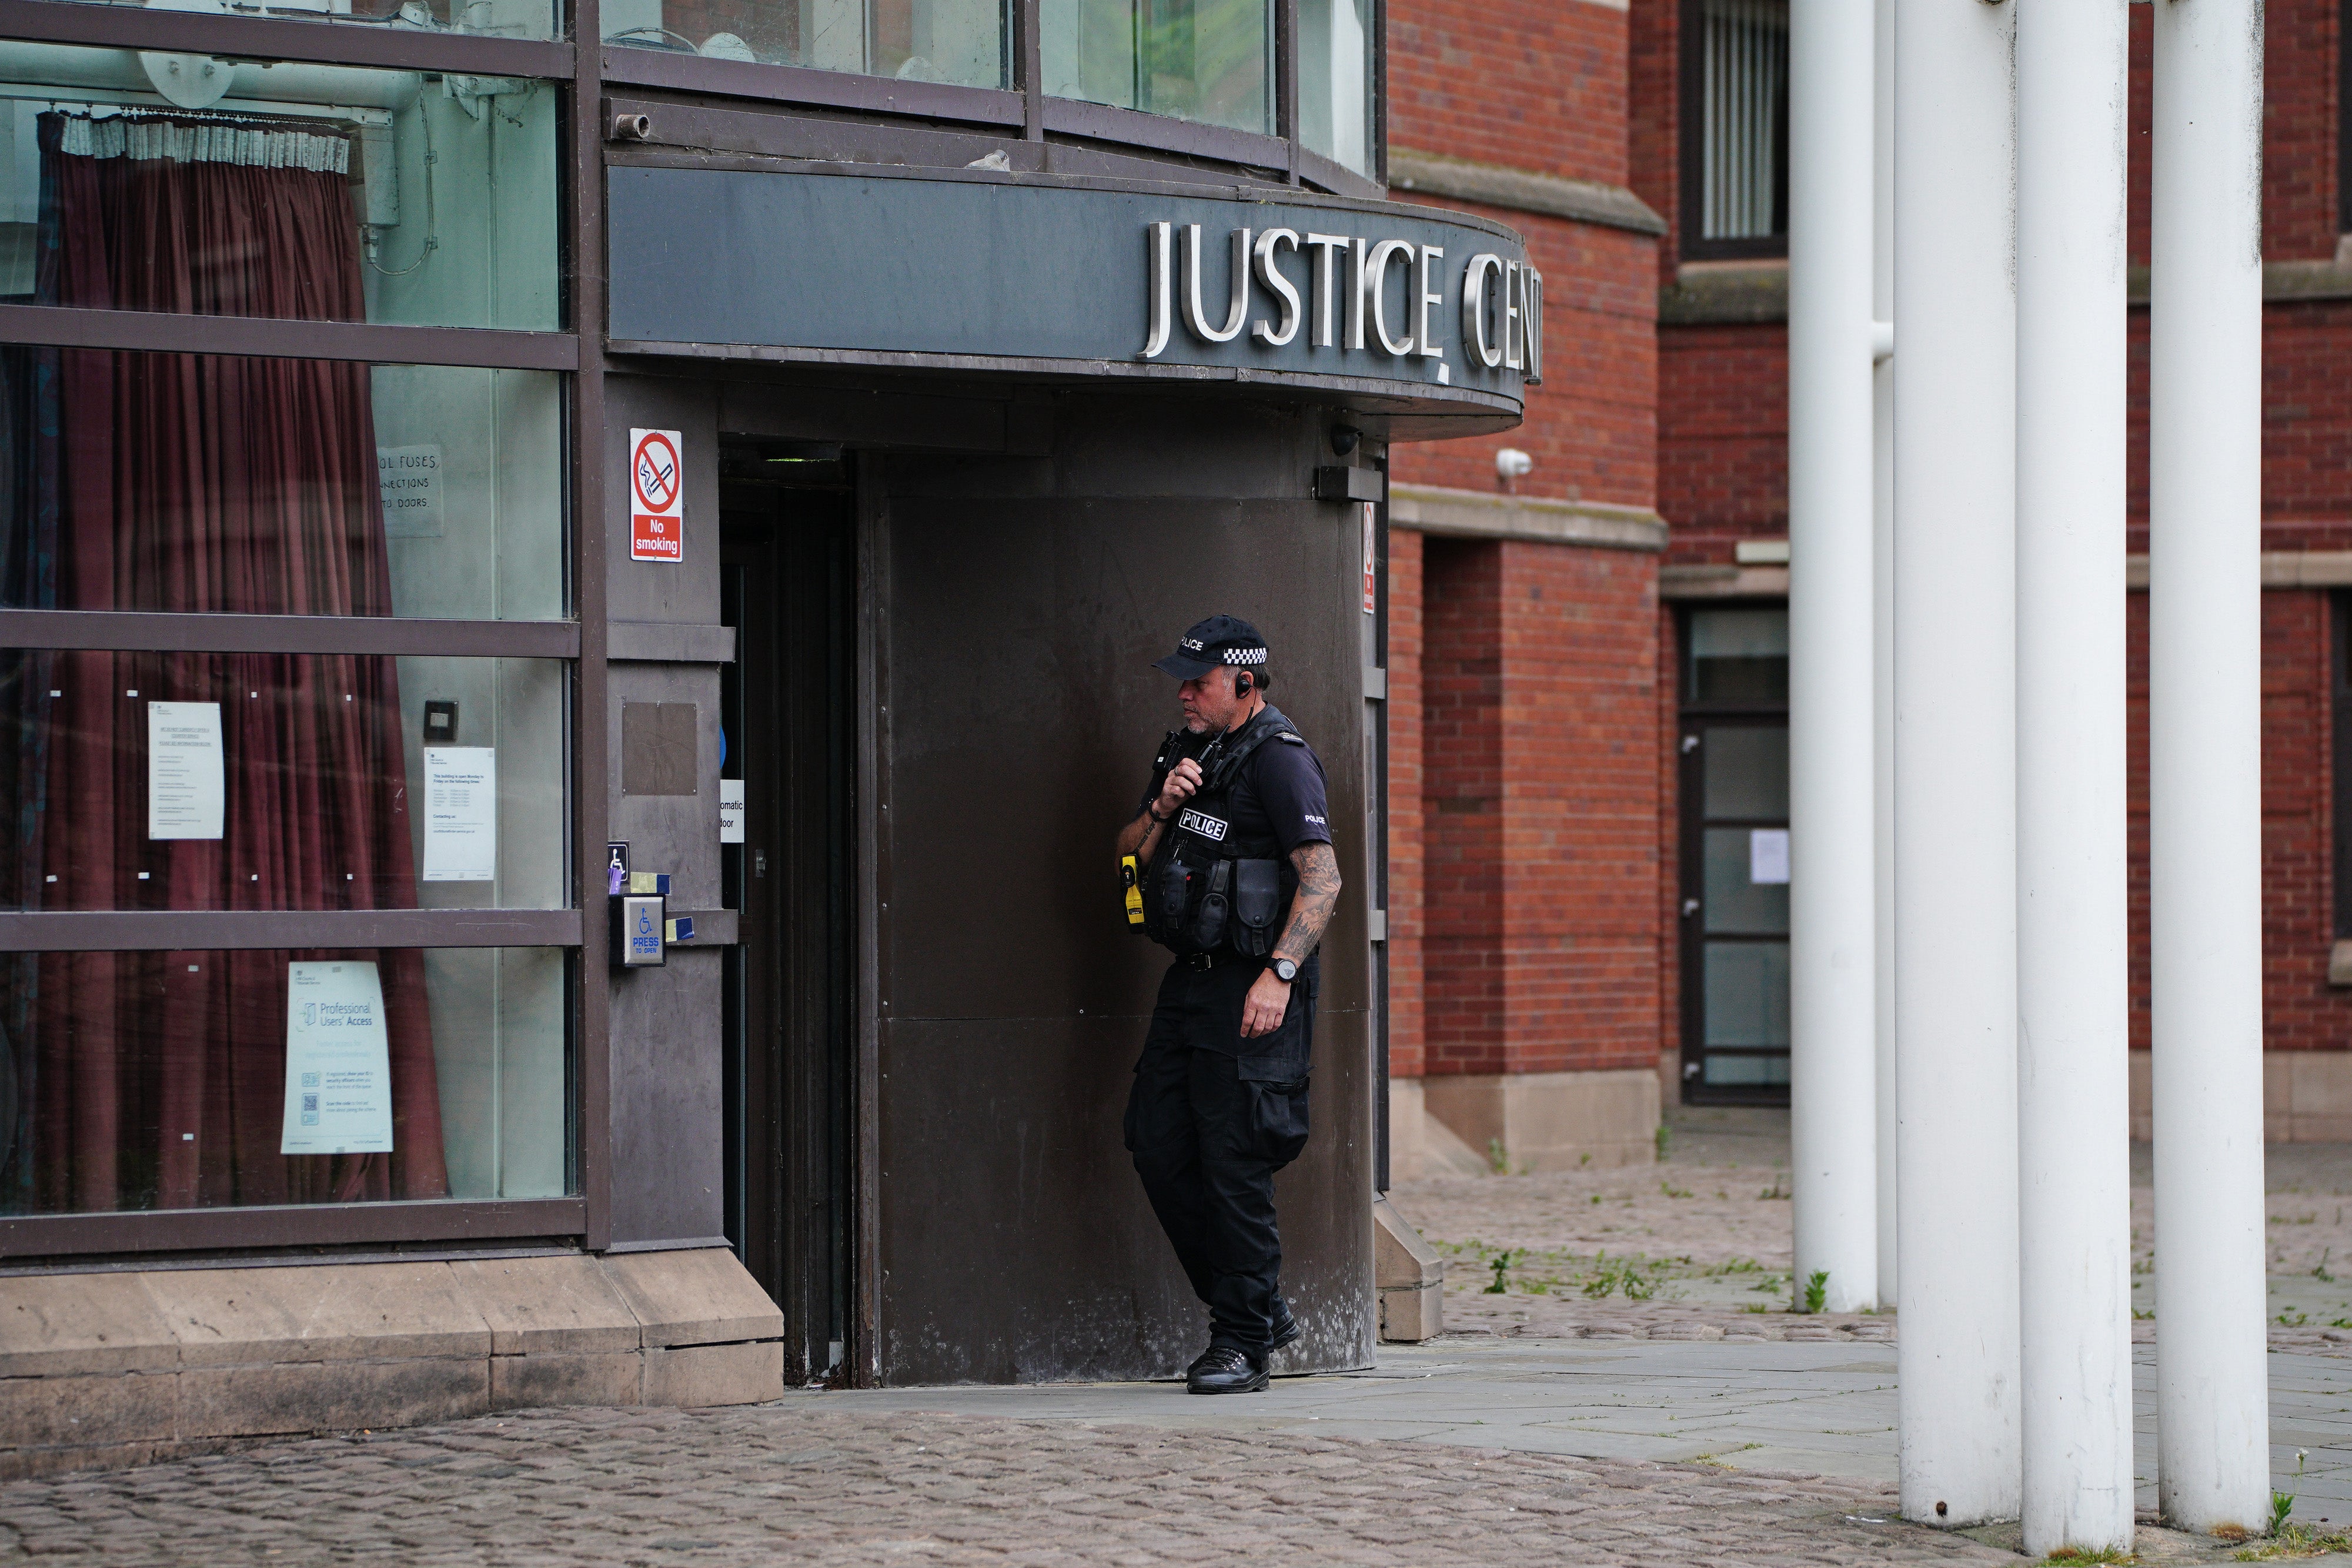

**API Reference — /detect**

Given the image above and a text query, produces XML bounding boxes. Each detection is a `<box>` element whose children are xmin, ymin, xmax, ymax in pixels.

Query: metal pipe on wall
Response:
<box><xmin>1869</xmin><ymin>0</ymin><xmax>1897</xmax><ymax>1314</ymax></box>
<box><xmin>1786</xmin><ymin>0</ymin><xmax>1877</xmax><ymax>1315</ymax></box>
<box><xmin>1892</xmin><ymin>0</ymin><xmax>2020</xmax><ymax>1524</ymax></box>
<box><xmin>2014</xmin><ymin>0</ymin><xmax>2134</xmax><ymax>1549</ymax></box>
<box><xmin>2150</xmin><ymin>0</ymin><xmax>2272</xmax><ymax>1533</ymax></box>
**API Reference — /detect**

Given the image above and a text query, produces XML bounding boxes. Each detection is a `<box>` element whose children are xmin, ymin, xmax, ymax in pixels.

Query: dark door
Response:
<box><xmin>720</xmin><ymin>446</ymin><xmax>856</xmax><ymax>1379</ymax></box>
<box><xmin>1677</xmin><ymin>604</ymin><xmax>1792</xmax><ymax>1104</ymax></box>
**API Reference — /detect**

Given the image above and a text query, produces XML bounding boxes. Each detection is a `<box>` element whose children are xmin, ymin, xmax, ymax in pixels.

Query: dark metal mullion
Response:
<box><xmin>0</xmin><ymin>908</ymin><xmax>581</xmax><ymax>952</ymax></box>
<box><xmin>571</xmin><ymin>0</ymin><xmax>613</xmax><ymax>1255</ymax></box>
<box><xmin>0</xmin><ymin>609</ymin><xmax>577</xmax><ymax>658</ymax></box>
<box><xmin>1277</xmin><ymin>0</ymin><xmax>1299</xmax><ymax>183</ymax></box>
<box><xmin>0</xmin><ymin>1196</ymin><xmax>588</xmax><ymax>1260</ymax></box>
<box><xmin>0</xmin><ymin>0</ymin><xmax>572</xmax><ymax>76</ymax></box>
<box><xmin>1017</xmin><ymin>0</ymin><xmax>1043</xmax><ymax>139</ymax></box>
<box><xmin>0</xmin><ymin>305</ymin><xmax>577</xmax><ymax>371</ymax></box>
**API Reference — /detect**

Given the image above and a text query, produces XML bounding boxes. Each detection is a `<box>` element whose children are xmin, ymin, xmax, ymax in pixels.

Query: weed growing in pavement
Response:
<box><xmin>1660</xmin><ymin>1181</ymin><xmax>1693</xmax><ymax>1199</ymax></box>
<box><xmin>2233</xmin><ymin>1525</ymin><xmax>2352</xmax><ymax>1561</ymax></box>
<box><xmin>1485</xmin><ymin>1251</ymin><xmax>1516</xmax><ymax>1294</ymax></box>
<box><xmin>2316</xmin><ymin>1250</ymin><xmax>2336</xmax><ymax>1283</ymax></box>
<box><xmin>2278</xmin><ymin>1309</ymin><xmax>2310</xmax><ymax>1328</ymax></box>
<box><xmin>1750</xmin><ymin>1273</ymin><xmax>1786</xmax><ymax>1295</ymax></box>
<box><xmin>2333</xmin><ymin>1318</ymin><xmax>2352</xmax><ymax>1329</ymax></box>
<box><xmin>1802</xmin><ymin>1270</ymin><xmax>1830</xmax><ymax>1314</ymax></box>
<box><xmin>1759</xmin><ymin>1178</ymin><xmax>1790</xmax><ymax>1199</ymax></box>
<box><xmin>2040</xmin><ymin>1548</ymin><xmax>2135</xmax><ymax>1564</ymax></box>
<box><xmin>2133</xmin><ymin>1309</ymin><xmax>2154</xmax><ymax>1320</ymax></box>
<box><xmin>1655</xmin><ymin>1124</ymin><xmax>1672</xmax><ymax>1159</ymax></box>
<box><xmin>1742</xmin><ymin>1302</ymin><xmax>1771</xmax><ymax>1313</ymax></box>
<box><xmin>1706</xmin><ymin>1257</ymin><xmax>1768</xmax><ymax>1276</ymax></box>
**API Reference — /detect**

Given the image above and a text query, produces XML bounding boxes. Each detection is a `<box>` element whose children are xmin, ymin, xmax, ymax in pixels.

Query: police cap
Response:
<box><xmin>1152</xmin><ymin>615</ymin><xmax>1270</xmax><ymax>680</ymax></box>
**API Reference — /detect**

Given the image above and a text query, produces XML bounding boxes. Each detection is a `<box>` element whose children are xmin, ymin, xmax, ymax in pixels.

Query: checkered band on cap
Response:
<box><xmin>1222</xmin><ymin>646</ymin><xmax>1267</xmax><ymax>666</ymax></box>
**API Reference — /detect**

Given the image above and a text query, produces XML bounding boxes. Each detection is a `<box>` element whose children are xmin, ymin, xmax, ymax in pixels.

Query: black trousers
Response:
<box><xmin>1124</xmin><ymin>952</ymin><xmax>1316</xmax><ymax>1355</ymax></box>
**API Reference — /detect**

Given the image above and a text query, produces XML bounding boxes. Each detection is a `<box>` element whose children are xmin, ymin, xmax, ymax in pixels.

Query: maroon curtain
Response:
<box><xmin>14</xmin><ymin>115</ymin><xmax>448</xmax><ymax>1211</ymax></box>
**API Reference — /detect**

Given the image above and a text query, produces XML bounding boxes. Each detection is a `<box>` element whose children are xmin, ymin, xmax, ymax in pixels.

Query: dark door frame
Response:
<box><xmin>720</xmin><ymin>460</ymin><xmax>858</xmax><ymax>1382</ymax></box>
<box><xmin>1674</xmin><ymin>601</ymin><xmax>1792</xmax><ymax>1106</ymax></box>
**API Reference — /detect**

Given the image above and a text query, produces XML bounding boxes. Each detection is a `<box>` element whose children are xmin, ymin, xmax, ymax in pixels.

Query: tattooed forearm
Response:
<box><xmin>1274</xmin><ymin>842</ymin><xmax>1342</xmax><ymax>964</ymax></box>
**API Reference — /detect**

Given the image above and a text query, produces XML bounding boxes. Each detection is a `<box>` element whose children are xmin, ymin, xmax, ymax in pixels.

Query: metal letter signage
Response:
<box><xmin>608</xmin><ymin>169</ymin><xmax>1540</xmax><ymax>422</ymax></box>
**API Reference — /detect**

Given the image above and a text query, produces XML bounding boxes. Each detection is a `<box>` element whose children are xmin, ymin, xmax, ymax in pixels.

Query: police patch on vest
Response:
<box><xmin>1178</xmin><ymin>808</ymin><xmax>1229</xmax><ymax>841</ymax></box>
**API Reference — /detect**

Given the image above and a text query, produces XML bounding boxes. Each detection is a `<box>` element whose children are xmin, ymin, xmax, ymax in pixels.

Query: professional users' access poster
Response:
<box><xmin>280</xmin><ymin>961</ymin><xmax>395</xmax><ymax>1156</ymax></box>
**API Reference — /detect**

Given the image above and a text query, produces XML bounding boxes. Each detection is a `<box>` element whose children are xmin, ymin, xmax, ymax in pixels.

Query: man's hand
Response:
<box><xmin>1240</xmin><ymin>968</ymin><xmax>1292</xmax><ymax>1038</ymax></box>
<box><xmin>1153</xmin><ymin>758</ymin><xmax>1204</xmax><ymax>822</ymax></box>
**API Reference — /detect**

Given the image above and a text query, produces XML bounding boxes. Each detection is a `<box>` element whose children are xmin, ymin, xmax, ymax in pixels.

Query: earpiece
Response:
<box><xmin>1235</xmin><ymin>671</ymin><xmax>1253</xmax><ymax>696</ymax></box>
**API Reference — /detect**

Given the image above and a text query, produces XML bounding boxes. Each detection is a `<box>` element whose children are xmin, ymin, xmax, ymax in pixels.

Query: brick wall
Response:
<box><xmin>1421</xmin><ymin>539</ymin><xmax>1508</xmax><ymax>1076</ymax></box>
<box><xmin>1388</xmin><ymin>0</ymin><xmax>1631</xmax><ymax>186</ymax></box>
<box><xmin>1388</xmin><ymin>529</ymin><xmax>1426</xmax><ymax>1080</ymax></box>
<box><xmin>1412</xmin><ymin>536</ymin><xmax>1663</xmax><ymax>1080</ymax></box>
<box><xmin>1658</xmin><ymin>323</ymin><xmax>1788</xmax><ymax>553</ymax></box>
<box><xmin>1628</xmin><ymin>0</ymin><xmax>1679</xmax><ymax>280</ymax></box>
<box><xmin>1387</xmin><ymin>206</ymin><xmax>1659</xmax><ymax>511</ymax></box>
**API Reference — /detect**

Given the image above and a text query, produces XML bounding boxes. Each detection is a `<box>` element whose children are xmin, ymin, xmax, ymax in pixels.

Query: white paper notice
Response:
<box><xmin>719</xmin><ymin>778</ymin><xmax>745</xmax><ymax>844</ymax></box>
<box><xmin>1750</xmin><ymin>828</ymin><xmax>1791</xmax><ymax>885</ymax></box>
<box><xmin>421</xmin><ymin>747</ymin><xmax>497</xmax><ymax>882</ymax></box>
<box><xmin>280</xmin><ymin>961</ymin><xmax>395</xmax><ymax>1155</ymax></box>
<box><xmin>376</xmin><ymin>444</ymin><xmax>445</xmax><ymax>539</ymax></box>
<box><xmin>147</xmin><ymin>701</ymin><xmax>225</xmax><ymax>840</ymax></box>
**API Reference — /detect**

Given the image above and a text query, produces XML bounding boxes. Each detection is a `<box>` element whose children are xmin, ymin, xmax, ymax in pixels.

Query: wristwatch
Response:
<box><xmin>1270</xmin><ymin>957</ymin><xmax>1299</xmax><ymax>984</ymax></box>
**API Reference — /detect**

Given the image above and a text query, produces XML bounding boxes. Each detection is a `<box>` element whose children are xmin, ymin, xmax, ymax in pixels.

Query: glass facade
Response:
<box><xmin>1043</xmin><ymin>0</ymin><xmax>1272</xmax><ymax>136</ymax></box>
<box><xmin>0</xmin><ymin>649</ymin><xmax>568</xmax><ymax>911</ymax></box>
<box><xmin>0</xmin><ymin>352</ymin><xmax>564</xmax><ymax>620</ymax></box>
<box><xmin>604</xmin><ymin>0</ymin><xmax>1010</xmax><ymax>88</ymax></box>
<box><xmin>0</xmin><ymin>945</ymin><xmax>569</xmax><ymax>1214</ymax></box>
<box><xmin>0</xmin><ymin>44</ymin><xmax>562</xmax><ymax>332</ymax></box>
<box><xmin>1297</xmin><ymin>0</ymin><xmax>1370</xmax><ymax>176</ymax></box>
<box><xmin>24</xmin><ymin>0</ymin><xmax>562</xmax><ymax>41</ymax></box>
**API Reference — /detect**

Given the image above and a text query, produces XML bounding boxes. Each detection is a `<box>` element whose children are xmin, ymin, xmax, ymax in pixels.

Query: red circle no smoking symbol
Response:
<box><xmin>632</xmin><ymin>432</ymin><xmax>680</xmax><ymax>513</ymax></box>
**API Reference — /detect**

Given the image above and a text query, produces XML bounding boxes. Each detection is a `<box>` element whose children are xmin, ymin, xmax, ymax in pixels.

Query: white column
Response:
<box><xmin>1786</xmin><ymin>0</ymin><xmax>1877</xmax><ymax>1316</ymax></box>
<box><xmin>2150</xmin><ymin>0</ymin><xmax>2271</xmax><ymax>1534</ymax></box>
<box><xmin>1892</xmin><ymin>0</ymin><xmax>2020</xmax><ymax>1526</ymax></box>
<box><xmin>2014</xmin><ymin>0</ymin><xmax>2134</xmax><ymax>1551</ymax></box>
<box><xmin>1870</xmin><ymin>0</ymin><xmax>1897</xmax><ymax>1313</ymax></box>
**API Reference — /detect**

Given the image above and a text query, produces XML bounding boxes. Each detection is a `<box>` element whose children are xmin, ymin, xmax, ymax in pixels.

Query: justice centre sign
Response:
<box><xmin>607</xmin><ymin>169</ymin><xmax>1538</xmax><ymax>412</ymax></box>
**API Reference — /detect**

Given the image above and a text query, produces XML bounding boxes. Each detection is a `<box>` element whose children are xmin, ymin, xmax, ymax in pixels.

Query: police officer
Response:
<box><xmin>1115</xmin><ymin>615</ymin><xmax>1342</xmax><ymax>1395</ymax></box>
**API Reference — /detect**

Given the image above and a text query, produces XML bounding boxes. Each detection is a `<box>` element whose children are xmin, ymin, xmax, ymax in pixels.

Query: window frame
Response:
<box><xmin>0</xmin><ymin>5</ymin><xmax>603</xmax><ymax>1258</ymax></box>
<box><xmin>1676</xmin><ymin>0</ymin><xmax>1790</xmax><ymax>264</ymax></box>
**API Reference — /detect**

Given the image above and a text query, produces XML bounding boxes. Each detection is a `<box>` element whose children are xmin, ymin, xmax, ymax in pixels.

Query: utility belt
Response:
<box><xmin>1143</xmin><ymin>852</ymin><xmax>1287</xmax><ymax>958</ymax></box>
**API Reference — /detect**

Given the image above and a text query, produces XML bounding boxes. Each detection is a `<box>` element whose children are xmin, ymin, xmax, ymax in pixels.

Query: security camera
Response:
<box><xmin>1331</xmin><ymin>425</ymin><xmax>1362</xmax><ymax>457</ymax></box>
<box><xmin>1495</xmin><ymin>447</ymin><xmax>1534</xmax><ymax>480</ymax></box>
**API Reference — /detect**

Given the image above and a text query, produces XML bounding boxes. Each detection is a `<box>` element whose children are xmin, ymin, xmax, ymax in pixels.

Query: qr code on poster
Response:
<box><xmin>301</xmin><ymin>1092</ymin><xmax>319</xmax><ymax>1126</ymax></box>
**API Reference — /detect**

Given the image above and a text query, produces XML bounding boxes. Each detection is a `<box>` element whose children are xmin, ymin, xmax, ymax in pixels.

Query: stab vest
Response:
<box><xmin>1141</xmin><ymin>705</ymin><xmax>1306</xmax><ymax>958</ymax></box>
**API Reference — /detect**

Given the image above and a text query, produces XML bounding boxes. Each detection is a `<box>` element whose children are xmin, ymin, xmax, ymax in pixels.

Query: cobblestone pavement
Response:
<box><xmin>1393</xmin><ymin>1109</ymin><xmax>2352</xmax><ymax>1351</ymax></box>
<box><xmin>0</xmin><ymin>1399</ymin><xmax>2019</xmax><ymax>1567</ymax></box>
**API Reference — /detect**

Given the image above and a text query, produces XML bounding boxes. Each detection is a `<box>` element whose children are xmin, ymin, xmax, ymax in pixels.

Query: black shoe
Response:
<box><xmin>1267</xmin><ymin>1305</ymin><xmax>1301</xmax><ymax>1354</ymax></box>
<box><xmin>1187</xmin><ymin>1346</ymin><xmax>1269</xmax><ymax>1395</ymax></box>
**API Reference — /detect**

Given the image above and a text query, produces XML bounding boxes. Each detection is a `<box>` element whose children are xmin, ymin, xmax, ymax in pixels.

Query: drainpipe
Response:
<box><xmin>2150</xmin><ymin>0</ymin><xmax>2271</xmax><ymax>1534</ymax></box>
<box><xmin>1892</xmin><ymin>0</ymin><xmax>2022</xmax><ymax>1526</ymax></box>
<box><xmin>1870</xmin><ymin>0</ymin><xmax>1898</xmax><ymax>1315</ymax></box>
<box><xmin>2014</xmin><ymin>0</ymin><xmax>2134</xmax><ymax>1549</ymax></box>
<box><xmin>1786</xmin><ymin>0</ymin><xmax>1878</xmax><ymax>1316</ymax></box>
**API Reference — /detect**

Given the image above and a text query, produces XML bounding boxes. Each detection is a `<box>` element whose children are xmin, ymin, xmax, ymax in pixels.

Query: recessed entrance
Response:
<box><xmin>719</xmin><ymin>442</ymin><xmax>858</xmax><ymax>1380</ymax></box>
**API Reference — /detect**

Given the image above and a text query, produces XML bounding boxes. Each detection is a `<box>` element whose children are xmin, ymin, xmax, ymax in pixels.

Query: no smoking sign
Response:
<box><xmin>629</xmin><ymin>428</ymin><xmax>684</xmax><ymax>563</ymax></box>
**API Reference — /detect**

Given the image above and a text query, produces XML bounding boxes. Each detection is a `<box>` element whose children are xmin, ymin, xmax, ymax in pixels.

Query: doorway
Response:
<box><xmin>719</xmin><ymin>442</ymin><xmax>857</xmax><ymax>1379</ymax></box>
<box><xmin>1676</xmin><ymin>604</ymin><xmax>1791</xmax><ymax>1104</ymax></box>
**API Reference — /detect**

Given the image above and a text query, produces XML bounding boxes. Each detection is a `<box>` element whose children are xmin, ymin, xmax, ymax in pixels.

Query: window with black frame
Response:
<box><xmin>603</xmin><ymin>0</ymin><xmax>1012</xmax><ymax>88</ymax></box>
<box><xmin>1678</xmin><ymin>606</ymin><xmax>1791</xmax><ymax>1101</ymax></box>
<box><xmin>0</xmin><ymin>32</ymin><xmax>577</xmax><ymax>1230</ymax></box>
<box><xmin>1682</xmin><ymin>0</ymin><xmax>1789</xmax><ymax>258</ymax></box>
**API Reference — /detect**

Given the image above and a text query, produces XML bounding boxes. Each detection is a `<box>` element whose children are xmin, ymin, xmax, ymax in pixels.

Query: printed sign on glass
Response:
<box><xmin>629</xmin><ymin>427</ymin><xmax>684</xmax><ymax>563</ymax></box>
<box><xmin>280</xmin><ymin>961</ymin><xmax>395</xmax><ymax>1156</ymax></box>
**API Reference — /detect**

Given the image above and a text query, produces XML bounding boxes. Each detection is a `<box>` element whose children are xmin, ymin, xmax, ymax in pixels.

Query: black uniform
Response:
<box><xmin>1125</xmin><ymin>702</ymin><xmax>1332</xmax><ymax>1357</ymax></box>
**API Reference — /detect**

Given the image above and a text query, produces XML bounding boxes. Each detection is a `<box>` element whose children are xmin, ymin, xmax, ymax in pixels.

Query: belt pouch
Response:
<box><xmin>1154</xmin><ymin>859</ymin><xmax>1192</xmax><ymax>946</ymax></box>
<box><xmin>1232</xmin><ymin>858</ymin><xmax>1281</xmax><ymax>956</ymax></box>
<box><xmin>1191</xmin><ymin>859</ymin><xmax>1231</xmax><ymax>951</ymax></box>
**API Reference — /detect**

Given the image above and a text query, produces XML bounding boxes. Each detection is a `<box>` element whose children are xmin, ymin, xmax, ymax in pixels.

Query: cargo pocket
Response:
<box><xmin>1237</xmin><ymin>1049</ymin><xmax>1311</xmax><ymax>1167</ymax></box>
